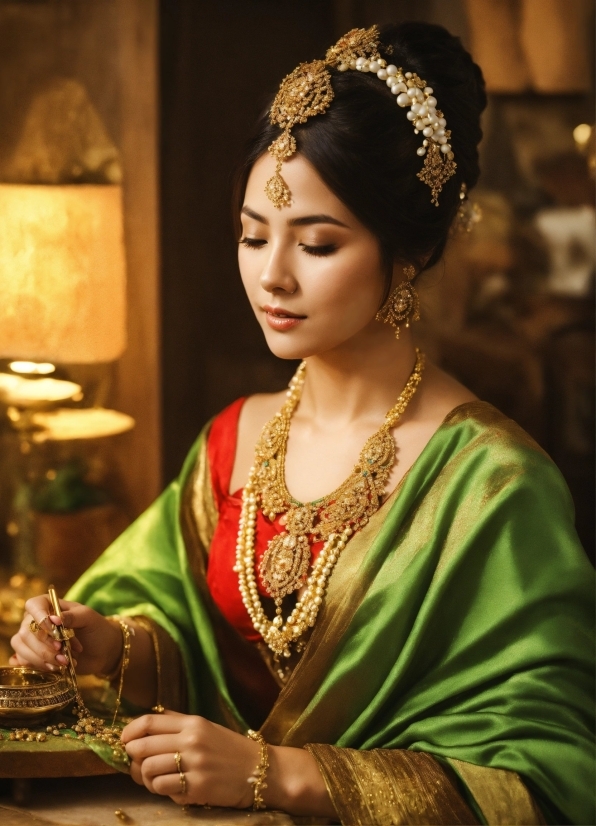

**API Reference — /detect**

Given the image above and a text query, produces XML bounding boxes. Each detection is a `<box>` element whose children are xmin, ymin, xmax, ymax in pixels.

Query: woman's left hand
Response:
<box><xmin>121</xmin><ymin>710</ymin><xmax>260</xmax><ymax>808</ymax></box>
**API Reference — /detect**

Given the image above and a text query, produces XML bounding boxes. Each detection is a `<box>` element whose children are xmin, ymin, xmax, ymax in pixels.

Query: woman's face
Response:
<box><xmin>238</xmin><ymin>152</ymin><xmax>389</xmax><ymax>361</ymax></box>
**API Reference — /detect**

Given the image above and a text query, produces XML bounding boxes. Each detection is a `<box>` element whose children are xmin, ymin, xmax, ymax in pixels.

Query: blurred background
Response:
<box><xmin>0</xmin><ymin>0</ymin><xmax>593</xmax><ymax>662</ymax></box>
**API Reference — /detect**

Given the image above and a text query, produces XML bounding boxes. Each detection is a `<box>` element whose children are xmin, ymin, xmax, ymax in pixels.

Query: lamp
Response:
<box><xmin>0</xmin><ymin>184</ymin><xmax>130</xmax><ymax>593</ymax></box>
<box><xmin>0</xmin><ymin>184</ymin><xmax>126</xmax><ymax>364</ymax></box>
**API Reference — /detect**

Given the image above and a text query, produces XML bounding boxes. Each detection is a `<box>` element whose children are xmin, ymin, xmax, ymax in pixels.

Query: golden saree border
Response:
<box><xmin>447</xmin><ymin>758</ymin><xmax>546</xmax><ymax>826</ymax></box>
<box><xmin>441</xmin><ymin>401</ymin><xmax>546</xmax><ymax>457</ymax></box>
<box><xmin>191</xmin><ymin>421</ymin><xmax>220</xmax><ymax>554</ymax></box>
<box><xmin>260</xmin><ymin>473</ymin><xmax>407</xmax><ymax>745</ymax></box>
<box><xmin>305</xmin><ymin>744</ymin><xmax>479</xmax><ymax>825</ymax></box>
<box><xmin>132</xmin><ymin>615</ymin><xmax>188</xmax><ymax>713</ymax></box>
<box><xmin>180</xmin><ymin>429</ymin><xmax>245</xmax><ymax>731</ymax></box>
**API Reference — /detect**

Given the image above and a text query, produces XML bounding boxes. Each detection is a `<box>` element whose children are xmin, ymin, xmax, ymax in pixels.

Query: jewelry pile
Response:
<box><xmin>2</xmin><ymin>699</ymin><xmax>129</xmax><ymax>763</ymax></box>
<box><xmin>235</xmin><ymin>350</ymin><xmax>425</xmax><ymax>667</ymax></box>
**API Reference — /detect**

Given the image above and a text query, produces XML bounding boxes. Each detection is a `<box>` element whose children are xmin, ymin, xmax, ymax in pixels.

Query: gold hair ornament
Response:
<box><xmin>267</xmin><ymin>25</ymin><xmax>456</xmax><ymax>209</ymax></box>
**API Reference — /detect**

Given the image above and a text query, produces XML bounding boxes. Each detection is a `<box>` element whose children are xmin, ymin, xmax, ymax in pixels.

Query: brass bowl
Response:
<box><xmin>0</xmin><ymin>667</ymin><xmax>75</xmax><ymax>726</ymax></box>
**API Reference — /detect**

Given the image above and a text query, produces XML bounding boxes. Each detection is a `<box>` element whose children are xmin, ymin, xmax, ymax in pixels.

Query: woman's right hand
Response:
<box><xmin>10</xmin><ymin>596</ymin><xmax>122</xmax><ymax>677</ymax></box>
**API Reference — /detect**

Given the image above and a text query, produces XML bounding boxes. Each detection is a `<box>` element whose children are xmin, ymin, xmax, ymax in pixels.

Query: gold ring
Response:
<box><xmin>174</xmin><ymin>751</ymin><xmax>182</xmax><ymax>773</ymax></box>
<box><xmin>179</xmin><ymin>771</ymin><xmax>187</xmax><ymax>794</ymax></box>
<box><xmin>29</xmin><ymin>620</ymin><xmax>40</xmax><ymax>634</ymax></box>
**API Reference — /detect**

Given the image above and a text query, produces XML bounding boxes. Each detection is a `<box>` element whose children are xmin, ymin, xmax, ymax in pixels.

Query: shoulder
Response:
<box><xmin>437</xmin><ymin>399</ymin><xmax>575</xmax><ymax>518</ymax></box>
<box><xmin>206</xmin><ymin>391</ymin><xmax>286</xmax><ymax>496</ymax></box>
<box><xmin>237</xmin><ymin>391</ymin><xmax>287</xmax><ymax>439</ymax></box>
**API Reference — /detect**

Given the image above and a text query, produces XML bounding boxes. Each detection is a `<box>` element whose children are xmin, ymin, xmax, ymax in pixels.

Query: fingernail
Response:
<box><xmin>53</xmin><ymin>641</ymin><xmax>61</xmax><ymax>650</ymax></box>
<box><xmin>56</xmin><ymin>654</ymin><xmax>67</xmax><ymax>664</ymax></box>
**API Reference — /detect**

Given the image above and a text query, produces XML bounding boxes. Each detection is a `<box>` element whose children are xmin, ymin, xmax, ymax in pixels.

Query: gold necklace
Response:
<box><xmin>234</xmin><ymin>350</ymin><xmax>425</xmax><ymax>662</ymax></box>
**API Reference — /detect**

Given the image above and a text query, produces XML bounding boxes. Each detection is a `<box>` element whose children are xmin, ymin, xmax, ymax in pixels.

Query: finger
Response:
<box><xmin>139</xmin><ymin>752</ymin><xmax>185</xmax><ymax>781</ymax></box>
<box><xmin>24</xmin><ymin>597</ymin><xmax>56</xmax><ymax>629</ymax></box>
<box><xmin>11</xmin><ymin>629</ymin><xmax>60</xmax><ymax>668</ymax></box>
<box><xmin>56</xmin><ymin>653</ymin><xmax>77</xmax><ymax>668</ymax></box>
<box><xmin>10</xmin><ymin>640</ymin><xmax>59</xmax><ymax>671</ymax></box>
<box><xmin>49</xmin><ymin>608</ymin><xmax>75</xmax><ymax>629</ymax></box>
<box><xmin>152</xmin><ymin>772</ymin><xmax>189</xmax><ymax>802</ymax></box>
<box><xmin>125</xmin><ymin>733</ymin><xmax>180</xmax><ymax>761</ymax></box>
<box><xmin>121</xmin><ymin>714</ymin><xmax>185</xmax><ymax>744</ymax></box>
<box><xmin>129</xmin><ymin>759</ymin><xmax>146</xmax><ymax>788</ymax></box>
<box><xmin>139</xmin><ymin>753</ymin><xmax>188</xmax><ymax>794</ymax></box>
<box><xmin>21</xmin><ymin>612</ymin><xmax>53</xmax><ymax>644</ymax></box>
<box><xmin>9</xmin><ymin>653</ymin><xmax>36</xmax><ymax>668</ymax></box>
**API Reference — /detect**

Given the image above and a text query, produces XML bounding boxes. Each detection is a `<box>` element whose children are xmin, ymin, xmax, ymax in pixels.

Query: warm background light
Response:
<box><xmin>0</xmin><ymin>184</ymin><xmax>127</xmax><ymax>364</ymax></box>
<box><xmin>9</xmin><ymin>361</ymin><xmax>56</xmax><ymax>375</ymax></box>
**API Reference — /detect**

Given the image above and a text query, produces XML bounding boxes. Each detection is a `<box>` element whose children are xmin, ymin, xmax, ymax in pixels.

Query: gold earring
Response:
<box><xmin>375</xmin><ymin>265</ymin><xmax>420</xmax><ymax>339</ymax></box>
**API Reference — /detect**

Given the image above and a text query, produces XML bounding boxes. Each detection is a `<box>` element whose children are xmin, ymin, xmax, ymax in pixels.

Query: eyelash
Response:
<box><xmin>239</xmin><ymin>238</ymin><xmax>337</xmax><ymax>258</ymax></box>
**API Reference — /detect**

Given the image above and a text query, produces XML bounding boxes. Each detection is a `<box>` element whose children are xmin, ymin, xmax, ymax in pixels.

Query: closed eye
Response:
<box><xmin>239</xmin><ymin>237</ymin><xmax>266</xmax><ymax>249</ymax></box>
<box><xmin>300</xmin><ymin>243</ymin><xmax>337</xmax><ymax>257</ymax></box>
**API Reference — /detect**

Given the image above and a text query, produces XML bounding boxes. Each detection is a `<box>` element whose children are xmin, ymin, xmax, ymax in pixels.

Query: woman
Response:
<box><xmin>11</xmin><ymin>22</ymin><xmax>594</xmax><ymax>825</ymax></box>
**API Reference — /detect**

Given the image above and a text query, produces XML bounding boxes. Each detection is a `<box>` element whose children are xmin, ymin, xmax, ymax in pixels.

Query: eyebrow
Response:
<box><xmin>241</xmin><ymin>206</ymin><xmax>349</xmax><ymax>229</ymax></box>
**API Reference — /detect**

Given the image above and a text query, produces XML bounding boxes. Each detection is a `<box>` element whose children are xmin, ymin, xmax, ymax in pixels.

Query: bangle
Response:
<box><xmin>111</xmin><ymin>618</ymin><xmax>134</xmax><ymax>726</ymax></box>
<box><xmin>97</xmin><ymin>617</ymin><xmax>127</xmax><ymax>683</ymax></box>
<box><xmin>246</xmin><ymin>729</ymin><xmax>269</xmax><ymax>810</ymax></box>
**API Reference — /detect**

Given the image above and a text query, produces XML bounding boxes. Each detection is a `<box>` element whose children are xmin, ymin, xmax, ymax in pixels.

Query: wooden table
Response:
<box><xmin>0</xmin><ymin>774</ymin><xmax>299</xmax><ymax>825</ymax></box>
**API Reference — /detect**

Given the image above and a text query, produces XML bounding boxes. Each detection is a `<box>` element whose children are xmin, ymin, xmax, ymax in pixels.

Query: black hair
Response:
<box><xmin>233</xmin><ymin>21</ymin><xmax>487</xmax><ymax>295</ymax></box>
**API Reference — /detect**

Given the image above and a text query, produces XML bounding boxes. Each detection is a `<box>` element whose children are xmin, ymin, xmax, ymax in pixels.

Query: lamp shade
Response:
<box><xmin>0</xmin><ymin>184</ymin><xmax>126</xmax><ymax>363</ymax></box>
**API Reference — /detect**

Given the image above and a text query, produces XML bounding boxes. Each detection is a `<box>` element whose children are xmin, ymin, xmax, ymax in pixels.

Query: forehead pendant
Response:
<box><xmin>266</xmin><ymin>25</ymin><xmax>456</xmax><ymax>209</ymax></box>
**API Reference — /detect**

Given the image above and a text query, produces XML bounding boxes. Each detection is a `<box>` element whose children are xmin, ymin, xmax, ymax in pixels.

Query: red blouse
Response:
<box><xmin>206</xmin><ymin>398</ymin><xmax>325</xmax><ymax>642</ymax></box>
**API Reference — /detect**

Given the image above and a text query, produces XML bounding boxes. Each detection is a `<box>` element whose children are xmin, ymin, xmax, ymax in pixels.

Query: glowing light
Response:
<box><xmin>573</xmin><ymin>123</ymin><xmax>592</xmax><ymax>147</ymax></box>
<box><xmin>9</xmin><ymin>360</ymin><xmax>55</xmax><ymax>375</ymax></box>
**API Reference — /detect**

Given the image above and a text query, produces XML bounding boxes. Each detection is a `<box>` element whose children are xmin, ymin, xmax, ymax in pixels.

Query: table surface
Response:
<box><xmin>0</xmin><ymin>774</ymin><xmax>303</xmax><ymax>826</ymax></box>
<box><xmin>0</xmin><ymin>734</ymin><xmax>117</xmax><ymax>778</ymax></box>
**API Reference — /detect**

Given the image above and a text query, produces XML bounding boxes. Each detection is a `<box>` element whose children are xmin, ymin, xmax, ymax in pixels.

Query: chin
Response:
<box><xmin>260</xmin><ymin>327</ymin><xmax>323</xmax><ymax>361</ymax></box>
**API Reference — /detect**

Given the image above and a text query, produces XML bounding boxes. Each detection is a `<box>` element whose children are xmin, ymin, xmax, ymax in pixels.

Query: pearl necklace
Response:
<box><xmin>234</xmin><ymin>350</ymin><xmax>425</xmax><ymax>663</ymax></box>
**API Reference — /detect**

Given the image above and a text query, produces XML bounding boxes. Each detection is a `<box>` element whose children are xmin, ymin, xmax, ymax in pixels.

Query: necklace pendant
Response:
<box><xmin>259</xmin><ymin>531</ymin><xmax>311</xmax><ymax>600</ymax></box>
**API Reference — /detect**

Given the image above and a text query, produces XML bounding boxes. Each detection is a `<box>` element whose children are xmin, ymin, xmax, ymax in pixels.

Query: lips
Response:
<box><xmin>262</xmin><ymin>305</ymin><xmax>306</xmax><ymax>331</ymax></box>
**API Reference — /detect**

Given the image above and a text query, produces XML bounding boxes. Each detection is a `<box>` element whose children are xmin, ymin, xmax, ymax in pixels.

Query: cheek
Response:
<box><xmin>238</xmin><ymin>250</ymin><xmax>259</xmax><ymax>297</ymax></box>
<box><xmin>308</xmin><ymin>254</ymin><xmax>385</xmax><ymax>322</ymax></box>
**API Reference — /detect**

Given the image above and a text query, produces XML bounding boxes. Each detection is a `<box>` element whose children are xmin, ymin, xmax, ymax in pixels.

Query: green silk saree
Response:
<box><xmin>69</xmin><ymin>402</ymin><xmax>595</xmax><ymax>825</ymax></box>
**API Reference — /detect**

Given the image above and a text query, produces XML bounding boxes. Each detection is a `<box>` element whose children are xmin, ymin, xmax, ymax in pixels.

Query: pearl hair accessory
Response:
<box><xmin>266</xmin><ymin>25</ymin><xmax>456</xmax><ymax>209</ymax></box>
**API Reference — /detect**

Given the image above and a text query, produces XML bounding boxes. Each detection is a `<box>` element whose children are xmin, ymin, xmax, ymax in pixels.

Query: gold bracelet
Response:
<box><xmin>246</xmin><ymin>729</ymin><xmax>269</xmax><ymax>810</ymax></box>
<box><xmin>111</xmin><ymin>618</ymin><xmax>134</xmax><ymax>727</ymax></box>
<box><xmin>96</xmin><ymin>618</ymin><xmax>126</xmax><ymax>683</ymax></box>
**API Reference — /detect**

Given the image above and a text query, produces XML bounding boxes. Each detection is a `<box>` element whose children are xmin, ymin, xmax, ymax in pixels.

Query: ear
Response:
<box><xmin>389</xmin><ymin>260</ymin><xmax>417</xmax><ymax>290</ymax></box>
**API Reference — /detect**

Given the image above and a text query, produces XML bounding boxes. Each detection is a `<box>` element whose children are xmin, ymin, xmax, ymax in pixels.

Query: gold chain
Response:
<box><xmin>246</xmin><ymin>729</ymin><xmax>270</xmax><ymax>810</ymax></box>
<box><xmin>234</xmin><ymin>350</ymin><xmax>425</xmax><ymax>662</ymax></box>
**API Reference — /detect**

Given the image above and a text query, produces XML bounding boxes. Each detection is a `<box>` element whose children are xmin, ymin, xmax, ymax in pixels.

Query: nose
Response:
<box><xmin>259</xmin><ymin>243</ymin><xmax>298</xmax><ymax>295</ymax></box>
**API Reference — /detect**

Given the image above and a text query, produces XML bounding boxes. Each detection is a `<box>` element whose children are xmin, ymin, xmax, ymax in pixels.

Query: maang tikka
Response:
<box><xmin>376</xmin><ymin>264</ymin><xmax>420</xmax><ymax>339</ymax></box>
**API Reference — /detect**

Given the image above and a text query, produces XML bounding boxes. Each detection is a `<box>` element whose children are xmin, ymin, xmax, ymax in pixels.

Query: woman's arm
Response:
<box><xmin>11</xmin><ymin>595</ymin><xmax>158</xmax><ymax>709</ymax></box>
<box><xmin>122</xmin><ymin>712</ymin><xmax>337</xmax><ymax>818</ymax></box>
